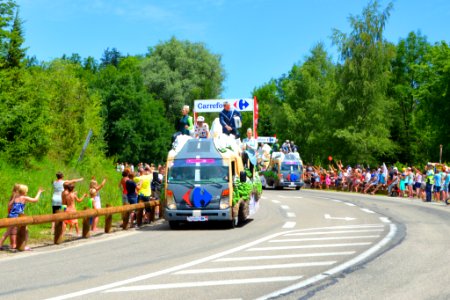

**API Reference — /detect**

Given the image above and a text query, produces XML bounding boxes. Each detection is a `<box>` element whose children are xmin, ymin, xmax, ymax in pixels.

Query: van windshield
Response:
<box><xmin>281</xmin><ymin>162</ymin><xmax>301</xmax><ymax>172</ymax></box>
<box><xmin>168</xmin><ymin>158</ymin><xmax>229</xmax><ymax>183</ymax></box>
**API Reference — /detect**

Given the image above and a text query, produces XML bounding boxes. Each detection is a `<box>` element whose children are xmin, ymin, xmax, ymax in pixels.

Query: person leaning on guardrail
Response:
<box><xmin>0</xmin><ymin>185</ymin><xmax>44</xmax><ymax>251</ymax></box>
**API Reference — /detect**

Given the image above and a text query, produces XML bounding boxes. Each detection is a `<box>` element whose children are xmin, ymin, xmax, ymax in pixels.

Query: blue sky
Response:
<box><xmin>17</xmin><ymin>0</ymin><xmax>450</xmax><ymax>98</ymax></box>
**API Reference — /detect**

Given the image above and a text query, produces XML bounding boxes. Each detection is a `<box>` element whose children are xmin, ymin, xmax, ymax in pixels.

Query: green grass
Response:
<box><xmin>0</xmin><ymin>155</ymin><xmax>124</xmax><ymax>243</ymax></box>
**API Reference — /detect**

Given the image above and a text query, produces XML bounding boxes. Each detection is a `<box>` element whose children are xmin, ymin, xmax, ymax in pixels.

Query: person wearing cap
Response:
<box><xmin>219</xmin><ymin>101</ymin><xmax>242</xmax><ymax>137</ymax></box>
<box><xmin>194</xmin><ymin>115</ymin><xmax>210</xmax><ymax>138</ymax></box>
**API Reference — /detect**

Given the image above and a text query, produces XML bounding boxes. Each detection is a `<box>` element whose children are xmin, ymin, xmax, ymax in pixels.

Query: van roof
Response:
<box><xmin>175</xmin><ymin>139</ymin><xmax>222</xmax><ymax>160</ymax></box>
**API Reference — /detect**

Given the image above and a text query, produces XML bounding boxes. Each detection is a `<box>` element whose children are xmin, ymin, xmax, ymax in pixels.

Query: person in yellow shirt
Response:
<box><xmin>135</xmin><ymin>166</ymin><xmax>153</xmax><ymax>223</ymax></box>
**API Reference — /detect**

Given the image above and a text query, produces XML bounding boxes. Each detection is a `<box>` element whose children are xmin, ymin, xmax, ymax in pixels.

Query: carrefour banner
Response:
<box><xmin>194</xmin><ymin>99</ymin><xmax>254</xmax><ymax>112</ymax></box>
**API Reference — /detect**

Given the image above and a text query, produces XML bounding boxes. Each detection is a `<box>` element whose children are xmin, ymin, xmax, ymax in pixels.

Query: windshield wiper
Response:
<box><xmin>169</xmin><ymin>180</ymin><xmax>195</xmax><ymax>188</ymax></box>
<box><xmin>199</xmin><ymin>180</ymin><xmax>223</xmax><ymax>188</ymax></box>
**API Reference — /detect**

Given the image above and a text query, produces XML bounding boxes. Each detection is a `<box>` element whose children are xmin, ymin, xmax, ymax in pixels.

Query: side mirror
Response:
<box><xmin>240</xmin><ymin>171</ymin><xmax>247</xmax><ymax>183</ymax></box>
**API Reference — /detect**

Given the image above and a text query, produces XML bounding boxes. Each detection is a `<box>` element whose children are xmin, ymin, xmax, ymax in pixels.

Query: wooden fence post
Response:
<box><xmin>122</xmin><ymin>203</ymin><xmax>130</xmax><ymax>230</ymax></box>
<box><xmin>136</xmin><ymin>200</ymin><xmax>144</xmax><ymax>227</ymax></box>
<box><xmin>82</xmin><ymin>207</ymin><xmax>91</xmax><ymax>239</ymax></box>
<box><xmin>105</xmin><ymin>204</ymin><xmax>113</xmax><ymax>233</ymax></box>
<box><xmin>16</xmin><ymin>215</ymin><xmax>27</xmax><ymax>251</ymax></box>
<box><xmin>54</xmin><ymin>210</ymin><xmax>65</xmax><ymax>245</ymax></box>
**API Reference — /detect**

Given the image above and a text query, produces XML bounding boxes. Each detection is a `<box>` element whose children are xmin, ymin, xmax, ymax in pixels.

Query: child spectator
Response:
<box><xmin>89</xmin><ymin>177</ymin><xmax>106</xmax><ymax>231</ymax></box>
<box><xmin>63</xmin><ymin>183</ymin><xmax>87</xmax><ymax>236</ymax></box>
<box><xmin>0</xmin><ymin>185</ymin><xmax>44</xmax><ymax>251</ymax></box>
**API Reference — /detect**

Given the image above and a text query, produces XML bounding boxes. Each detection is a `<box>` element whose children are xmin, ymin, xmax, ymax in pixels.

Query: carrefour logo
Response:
<box><xmin>194</xmin><ymin>99</ymin><xmax>254</xmax><ymax>112</ymax></box>
<box><xmin>183</xmin><ymin>187</ymin><xmax>213</xmax><ymax>208</ymax></box>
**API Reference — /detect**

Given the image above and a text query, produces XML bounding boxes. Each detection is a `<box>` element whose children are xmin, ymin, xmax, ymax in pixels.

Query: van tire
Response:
<box><xmin>169</xmin><ymin>221</ymin><xmax>180</xmax><ymax>230</ymax></box>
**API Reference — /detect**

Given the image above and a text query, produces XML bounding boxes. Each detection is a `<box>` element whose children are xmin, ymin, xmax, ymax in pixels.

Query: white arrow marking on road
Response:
<box><xmin>324</xmin><ymin>214</ymin><xmax>356</xmax><ymax>221</ymax></box>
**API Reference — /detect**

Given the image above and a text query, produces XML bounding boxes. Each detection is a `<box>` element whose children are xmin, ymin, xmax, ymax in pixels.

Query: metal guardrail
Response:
<box><xmin>0</xmin><ymin>200</ymin><xmax>161</xmax><ymax>251</ymax></box>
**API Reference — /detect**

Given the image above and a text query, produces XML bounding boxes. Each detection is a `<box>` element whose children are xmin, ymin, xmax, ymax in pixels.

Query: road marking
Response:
<box><xmin>269</xmin><ymin>235</ymin><xmax>380</xmax><ymax>243</ymax></box>
<box><xmin>282</xmin><ymin>222</ymin><xmax>296</xmax><ymax>229</ymax></box>
<box><xmin>213</xmin><ymin>251</ymin><xmax>356</xmax><ymax>262</ymax></box>
<box><xmin>261</xmin><ymin>196</ymin><xmax>268</xmax><ymax>200</ymax></box>
<box><xmin>379</xmin><ymin>217</ymin><xmax>390</xmax><ymax>223</ymax></box>
<box><xmin>324</xmin><ymin>214</ymin><xmax>356</xmax><ymax>221</ymax></box>
<box><xmin>331</xmin><ymin>199</ymin><xmax>342</xmax><ymax>203</ymax></box>
<box><xmin>344</xmin><ymin>202</ymin><xmax>356</xmax><ymax>207</ymax></box>
<box><xmin>294</xmin><ymin>196</ymin><xmax>303</xmax><ymax>199</ymax></box>
<box><xmin>45</xmin><ymin>230</ymin><xmax>298</xmax><ymax>300</ymax></box>
<box><xmin>278</xmin><ymin>195</ymin><xmax>289</xmax><ymax>198</ymax></box>
<box><xmin>271</xmin><ymin>200</ymin><xmax>281</xmax><ymax>204</ymax></box>
<box><xmin>361</xmin><ymin>208</ymin><xmax>375</xmax><ymax>214</ymax></box>
<box><xmin>105</xmin><ymin>276</ymin><xmax>304</xmax><ymax>292</ymax></box>
<box><xmin>281</xmin><ymin>205</ymin><xmax>290</xmax><ymax>210</ymax></box>
<box><xmin>247</xmin><ymin>242</ymin><xmax>372</xmax><ymax>251</ymax></box>
<box><xmin>287</xmin><ymin>212</ymin><xmax>296</xmax><ymax>218</ymax></box>
<box><xmin>173</xmin><ymin>261</ymin><xmax>336</xmax><ymax>275</ymax></box>
<box><xmin>284</xmin><ymin>228</ymin><xmax>384</xmax><ymax>236</ymax></box>
<box><xmin>257</xmin><ymin>223</ymin><xmax>398</xmax><ymax>300</ymax></box>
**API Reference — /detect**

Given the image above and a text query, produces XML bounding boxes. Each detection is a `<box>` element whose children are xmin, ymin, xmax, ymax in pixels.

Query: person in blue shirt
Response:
<box><xmin>442</xmin><ymin>168</ymin><xmax>449</xmax><ymax>204</ymax></box>
<box><xmin>433</xmin><ymin>169</ymin><xmax>442</xmax><ymax>202</ymax></box>
<box><xmin>219</xmin><ymin>101</ymin><xmax>242</xmax><ymax>137</ymax></box>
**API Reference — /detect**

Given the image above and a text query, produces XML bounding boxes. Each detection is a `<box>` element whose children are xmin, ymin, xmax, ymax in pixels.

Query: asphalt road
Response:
<box><xmin>0</xmin><ymin>189</ymin><xmax>449</xmax><ymax>300</ymax></box>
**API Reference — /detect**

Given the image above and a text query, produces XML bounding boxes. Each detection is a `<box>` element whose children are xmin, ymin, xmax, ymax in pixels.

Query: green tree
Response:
<box><xmin>331</xmin><ymin>1</ymin><xmax>396</xmax><ymax>164</ymax></box>
<box><xmin>5</xmin><ymin>9</ymin><xmax>26</xmax><ymax>69</ymax></box>
<box><xmin>141</xmin><ymin>37</ymin><xmax>225</xmax><ymax>126</ymax></box>
<box><xmin>95</xmin><ymin>56</ymin><xmax>172</xmax><ymax>163</ymax></box>
<box><xmin>390</xmin><ymin>31</ymin><xmax>431</xmax><ymax>163</ymax></box>
<box><xmin>0</xmin><ymin>0</ymin><xmax>16</xmax><ymax>66</ymax></box>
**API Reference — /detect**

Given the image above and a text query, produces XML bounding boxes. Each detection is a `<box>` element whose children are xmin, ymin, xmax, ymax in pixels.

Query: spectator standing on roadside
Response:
<box><xmin>119</xmin><ymin>170</ymin><xmax>130</xmax><ymax>205</ymax></box>
<box><xmin>425</xmin><ymin>164</ymin><xmax>434</xmax><ymax>202</ymax></box>
<box><xmin>0</xmin><ymin>184</ymin><xmax>20</xmax><ymax>250</ymax></box>
<box><xmin>442</xmin><ymin>168</ymin><xmax>449</xmax><ymax>202</ymax></box>
<box><xmin>414</xmin><ymin>168</ymin><xmax>423</xmax><ymax>199</ymax></box>
<box><xmin>51</xmin><ymin>172</ymin><xmax>83</xmax><ymax>232</ymax></box>
<box><xmin>136</xmin><ymin>166</ymin><xmax>152</xmax><ymax>222</ymax></box>
<box><xmin>63</xmin><ymin>183</ymin><xmax>87</xmax><ymax>236</ymax></box>
<box><xmin>219</xmin><ymin>101</ymin><xmax>242</xmax><ymax>137</ymax></box>
<box><xmin>433</xmin><ymin>168</ymin><xmax>442</xmax><ymax>202</ymax></box>
<box><xmin>0</xmin><ymin>185</ymin><xmax>44</xmax><ymax>251</ymax></box>
<box><xmin>89</xmin><ymin>177</ymin><xmax>106</xmax><ymax>231</ymax></box>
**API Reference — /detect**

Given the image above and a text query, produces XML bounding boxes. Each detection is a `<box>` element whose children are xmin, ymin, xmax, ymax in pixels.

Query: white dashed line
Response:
<box><xmin>286</xmin><ymin>212</ymin><xmax>296</xmax><ymax>218</ymax></box>
<box><xmin>379</xmin><ymin>217</ymin><xmax>390</xmax><ymax>223</ymax></box>
<box><xmin>360</xmin><ymin>208</ymin><xmax>375</xmax><ymax>214</ymax></box>
<box><xmin>281</xmin><ymin>205</ymin><xmax>290</xmax><ymax>210</ymax></box>
<box><xmin>282</xmin><ymin>222</ymin><xmax>296</xmax><ymax>229</ymax></box>
<box><xmin>331</xmin><ymin>199</ymin><xmax>343</xmax><ymax>203</ymax></box>
<box><xmin>272</xmin><ymin>200</ymin><xmax>281</xmax><ymax>204</ymax></box>
<box><xmin>344</xmin><ymin>202</ymin><xmax>356</xmax><ymax>207</ymax></box>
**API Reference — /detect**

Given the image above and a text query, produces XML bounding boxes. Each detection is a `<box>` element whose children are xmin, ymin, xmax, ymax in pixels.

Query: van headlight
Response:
<box><xmin>166</xmin><ymin>189</ymin><xmax>176</xmax><ymax>210</ymax></box>
<box><xmin>220</xmin><ymin>189</ymin><xmax>230</xmax><ymax>209</ymax></box>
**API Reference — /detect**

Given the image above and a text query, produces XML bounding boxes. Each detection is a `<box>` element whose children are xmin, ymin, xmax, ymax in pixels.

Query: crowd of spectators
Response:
<box><xmin>304</xmin><ymin>161</ymin><xmax>449</xmax><ymax>204</ymax></box>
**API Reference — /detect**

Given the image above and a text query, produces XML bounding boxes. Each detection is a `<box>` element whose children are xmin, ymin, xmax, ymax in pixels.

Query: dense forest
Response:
<box><xmin>1</xmin><ymin>0</ymin><xmax>449</xmax><ymax>169</ymax></box>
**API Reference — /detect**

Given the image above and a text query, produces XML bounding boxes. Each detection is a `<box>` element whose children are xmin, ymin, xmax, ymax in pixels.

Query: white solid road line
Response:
<box><xmin>173</xmin><ymin>261</ymin><xmax>336</xmax><ymax>275</ymax></box>
<box><xmin>281</xmin><ymin>205</ymin><xmax>290</xmax><ymax>210</ymax></box>
<box><xmin>360</xmin><ymin>208</ymin><xmax>375</xmax><ymax>214</ymax></box>
<box><xmin>105</xmin><ymin>276</ymin><xmax>304</xmax><ymax>292</ymax></box>
<box><xmin>213</xmin><ymin>251</ymin><xmax>356</xmax><ymax>262</ymax></box>
<box><xmin>269</xmin><ymin>235</ymin><xmax>380</xmax><ymax>243</ymax></box>
<box><xmin>283</xmin><ymin>228</ymin><xmax>384</xmax><ymax>236</ymax></box>
<box><xmin>257</xmin><ymin>223</ymin><xmax>398</xmax><ymax>300</ymax></box>
<box><xmin>246</xmin><ymin>242</ymin><xmax>372</xmax><ymax>251</ymax></box>
<box><xmin>282</xmin><ymin>222</ymin><xmax>296</xmax><ymax>229</ymax></box>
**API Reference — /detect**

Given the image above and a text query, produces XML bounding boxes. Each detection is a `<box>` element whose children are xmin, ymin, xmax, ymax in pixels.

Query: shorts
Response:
<box><xmin>122</xmin><ymin>194</ymin><xmax>128</xmax><ymax>205</ymax></box>
<box><xmin>441</xmin><ymin>184</ymin><xmax>448</xmax><ymax>192</ymax></box>
<box><xmin>127</xmin><ymin>196</ymin><xmax>138</xmax><ymax>205</ymax></box>
<box><xmin>52</xmin><ymin>205</ymin><xmax>62</xmax><ymax>214</ymax></box>
<box><xmin>434</xmin><ymin>186</ymin><xmax>441</xmax><ymax>193</ymax></box>
<box><xmin>414</xmin><ymin>182</ymin><xmax>422</xmax><ymax>189</ymax></box>
<box><xmin>139</xmin><ymin>195</ymin><xmax>150</xmax><ymax>202</ymax></box>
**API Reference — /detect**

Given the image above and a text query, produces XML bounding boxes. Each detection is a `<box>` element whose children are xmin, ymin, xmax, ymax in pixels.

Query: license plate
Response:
<box><xmin>290</xmin><ymin>182</ymin><xmax>295</xmax><ymax>186</ymax></box>
<box><xmin>187</xmin><ymin>216</ymin><xmax>208</xmax><ymax>222</ymax></box>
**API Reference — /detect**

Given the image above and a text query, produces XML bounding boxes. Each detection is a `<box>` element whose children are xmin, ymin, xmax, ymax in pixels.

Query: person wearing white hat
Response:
<box><xmin>194</xmin><ymin>116</ymin><xmax>210</xmax><ymax>138</ymax></box>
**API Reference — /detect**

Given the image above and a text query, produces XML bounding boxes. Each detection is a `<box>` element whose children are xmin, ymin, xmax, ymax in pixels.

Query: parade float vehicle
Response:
<box><xmin>260</xmin><ymin>152</ymin><xmax>304</xmax><ymax>190</ymax></box>
<box><xmin>164</xmin><ymin>128</ymin><xmax>262</xmax><ymax>229</ymax></box>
